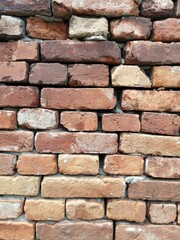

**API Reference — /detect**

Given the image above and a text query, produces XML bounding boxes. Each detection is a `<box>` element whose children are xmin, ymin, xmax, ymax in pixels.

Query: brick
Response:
<box><xmin>121</xmin><ymin>90</ymin><xmax>180</xmax><ymax>112</ymax></box>
<box><xmin>142</xmin><ymin>112</ymin><xmax>180</xmax><ymax>135</ymax></box>
<box><xmin>0</xmin><ymin>0</ymin><xmax>51</xmax><ymax>16</ymax></box>
<box><xmin>177</xmin><ymin>0</ymin><xmax>180</xmax><ymax>17</ymax></box>
<box><xmin>152</xmin><ymin>18</ymin><xmax>180</xmax><ymax>42</ymax></box>
<box><xmin>35</xmin><ymin>132</ymin><xmax>118</xmax><ymax>154</ymax></box>
<box><xmin>18</xmin><ymin>108</ymin><xmax>58</xmax><ymax>130</ymax></box>
<box><xmin>66</xmin><ymin>199</ymin><xmax>104</xmax><ymax>220</ymax></box>
<box><xmin>148</xmin><ymin>203</ymin><xmax>176</xmax><ymax>224</ymax></box>
<box><xmin>0</xmin><ymin>131</ymin><xmax>33</xmax><ymax>152</ymax></box>
<box><xmin>107</xmin><ymin>200</ymin><xmax>146</xmax><ymax>222</ymax></box>
<box><xmin>151</xmin><ymin>66</ymin><xmax>180</xmax><ymax>88</ymax></box>
<box><xmin>69</xmin><ymin>16</ymin><xmax>108</xmax><ymax>39</ymax></box>
<box><xmin>110</xmin><ymin>17</ymin><xmax>152</xmax><ymax>41</ymax></box>
<box><xmin>0</xmin><ymin>41</ymin><xmax>17</xmax><ymax>61</ymax></box>
<box><xmin>125</xmin><ymin>41</ymin><xmax>180</xmax><ymax>65</ymax></box>
<box><xmin>111</xmin><ymin>65</ymin><xmax>151</xmax><ymax>88</ymax></box>
<box><xmin>104</xmin><ymin>155</ymin><xmax>144</xmax><ymax>175</ymax></box>
<box><xmin>68</xmin><ymin>64</ymin><xmax>109</xmax><ymax>87</ymax></box>
<box><xmin>15</xmin><ymin>41</ymin><xmax>39</xmax><ymax>62</ymax></box>
<box><xmin>60</xmin><ymin>111</ymin><xmax>98</xmax><ymax>131</ymax></box>
<box><xmin>37</xmin><ymin>221</ymin><xmax>113</xmax><ymax>240</ymax></box>
<box><xmin>128</xmin><ymin>180</ymin><xmax>180</xmax><ymax>201</ymax></box>
<box><xmin>17</xmin><ymin>154</ymin><xmax>57</xmax><ymax>175</ymax></box>
<box><xmin>41</xmin><ymin>40</ymin><xmax>121</xmax><ymax>64</ymax></box>
<box><xmin>25</xmin><ymin>199</ymin><xmax>65</xmax><ymax>221</ymax></box>
<box><xmin>41</xmin><ymin>88</ymin><xmax>115</xmax><ymax>110</ymax></box>
<box><xmin>120</xmin><ymin>133</ymin><xmax>180</xmax><ymax>156</ymax></box>
<box><xmin>0</xmin><ymin>110</ymin><xmax>17</xmax><ymax>129</ymax></box>
<box><xmin>0</xmin><ymin>176</ymin><xmax>40</xmax><ymax>196</ymax></box>
<box><xmin>141</xmin><ymin>0</ymin><xmax>174</xmax><ymax>19</ymax></box>
<box><xmin>102</xmin><ymin>114</ymin><xmax>140</xmax><ymax>132</ymax></box>
<box><xmin>58</xmin><ymin>154</ymin><xmax>99</xmax><ymax>175</ymax></box>
<box><xmin>0</xmin><ymin>222</ymin><xmax>34</xmax><ymax>240</ymax></box>
<box><xmin>178</xmin><ymin>205</ymin><xmax>180</xmax><ymax>224</ymax></box>
<box><xmin>116</xmin><ymin>224</ymin><xmax>180</xmax><ymax>240</ymax></box>
<box><xmin>42</xmin><ymin>176</ymin><xmax>125</xmax><ymax>198</ymax></box>
<box><xmin>27</xmin><ymin>17</ymin><xmax>68</xmax><ymax>40</ymax></box>
<box><xmin>0</xmin><ymin>198</ymin><xmax>24</xmax><ymax>219</ymax></box>
<box><xmin>0</xmin><ymin>15</ymin><xmax>24</xmax><ymax>40</ymax></box>
<box><xmin>146</xmin><ymin>157</ymin><xmax>180</xmax><ymax>178</ymax></box>
<box><xmin>29</xmin><ymin>63</ymin><xmax>67</xmax><ymax>85</ymax></box>
<box><xmin>0</xmin><ymin>154</ymin><xmax>16</xmax><ymax>175</ymax></box>
<box><xmin>0</xmin><ymin>62</ymin><xmax>28</xmax><ymax>83</ymax></box>
<box><xmin>0</xmin><ymin>86</ymin><xmax>39</xmax><ymax>107</ymax></box>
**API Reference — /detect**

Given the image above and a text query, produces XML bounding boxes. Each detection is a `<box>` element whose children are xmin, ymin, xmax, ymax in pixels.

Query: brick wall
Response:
<box><xmin>0</xmin><ymin>0</ymin><xmax>180</xmax><ymax>239</ymax></box>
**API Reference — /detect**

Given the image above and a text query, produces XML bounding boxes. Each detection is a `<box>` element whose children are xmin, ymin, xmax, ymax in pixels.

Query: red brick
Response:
<box><xmin>122</xmin><ymin>90</ymin><xmax>180</xmax><ymax>112</ymax></box>
<box><xmin>15</xmin><ymin>41</ymin><xmax>39</xmax><ymax>62</ymax></box>
<box><xmin>41</xmin><ymin>88</ymin><xmax>116</xmax><ymax>110</ymax></box>
<box><xmin>0</xmin><ymin>131</ymin><xmax>33</xmax><ymax>152</ymax></box>
<box><xmin>102</xmin><ymin>114</ymin><xmax>140</xmax><ymax>132</ymax></box>
<box><xmin>0</xmin><ymin>110</ymin><xmax>17</xmax><ymax>129</ymax></box>
<box><xmin>125</xmin><ymin>41</ymin><xmax>180</xmax><ymax>65</ymax></box>
<box><xmin>29</xmin><ymin>63</ymin><xmax>67</xmax><ymax>85</ymax></box>
<box><xmin>27</xmin><ymin>17</ymin><xmax>68</xmax><ymax>40</ymax></box>
<box><xmin>41</xmin><ymin>40</ymin><xmax>121</xmax><ymax>64</ymax></box>
<box><xmin>37</xmin><ymin>221</ymin><xmax>113</xmax><ymax>240</ymax></box>
<box><xmin>0</xmin><ymin>42</ymin><xmax>17</xmax><ymax>61</ymax></box>
<box><xmin>0</xmin><ymin>86</ymin><xmax>39</xmax><ymax>107</ymax></box>
<box><xmin>68</xmin><ymin>64</ymin><xmax>109</xmax><ymax>87</ymax></box>
<box><xmin>178</xmin><ymin>205</ymin><xmax>180</xmax><ymax>224</ymax></box>
<box><xmin>104</xmin><ymin>155</ymin><xmax>144</xmax><ymax>175</ymax></box>
<box><xmin>0</xmin><ymin>198</ymin><xmax>24</xmax><ymax>219</ymax></box>
<box><xmin>0</xmin><ymin>154</ymin><xmax>16</xmax><ymax>175</ymax></box>
<box><xmin>35</xmin><ymin>132</ymin><xmax>118</xmax><ymax>154</ymax></box>
<box><xmin>60</xmin><ymin>111</ymin><xmax>98</xmax><ymax>131</ymax></box>
<box><xmin>142</xmin><ymin>112</ymin><xmax>180</xmax><ymax>135</ymax></box>
<box><xmin>17</xmin><ymin>154</ymin><xmax>57</xmax><ymax>175</ymax></box>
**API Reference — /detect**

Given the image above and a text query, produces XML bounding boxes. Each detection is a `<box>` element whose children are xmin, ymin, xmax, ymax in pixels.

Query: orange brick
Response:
<box><xmin>0</xmin><ymin>110</ymin><xmax>17</xmax><ymax>129</ymax></box>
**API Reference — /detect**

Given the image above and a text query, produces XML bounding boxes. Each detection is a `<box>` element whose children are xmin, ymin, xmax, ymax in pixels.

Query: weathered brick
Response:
<box><xmin>0</xmin><ymin>41</ymin><xmax>17</xmax><ymax>61</ymax></box>
<box><xmin>0</xmin><ymin>86</ymin><xmax>39</xmax><ymax>107</ymax></box>
<box><xmin>27</xmin><ymin>17</ymin><xmax>68</xmax><ymax>40</ymax></box>
<box><xmin>0</xmin><ymin>154</ymin><xmax>16</xmax><ymax>175</ymax></box>
<box><xmin>0</xmin><ymin>131</ymin><xmax>33</xmax><ymax>152</ymax></box>
<box><xmin>25</xmin><ymin>199</ymin><xmax>65</xmax><ymax>221</ymax></box>
<box><xmin>66</xmin><ymin>199</ymin><xmax>104</xmax><ymax>220</ymax></box>
<box><xmin>0</xmin><ymin>15</ymin><xmax>24</xmax><ymax>39</ymax></box>
<box><xmin>110</xmin><ymin>17</ymin><xmax>152</xmax><ymax>41</ymax></box>
<box><xmin>178</xmin><ymin>205</ymin><xmax>180</xmax><ymax>224</ymax></box>
<box><xmin>177</xmin><ymin>0</ymin><xmax>180</xmax><ymax>17</ymax></box>
<box><xmin>0</xmin><ymin>62</ymin><xmax>28</xmax><ymax>83</ymax></box>
<box><xmin>15</xmin><ymin>41</ymin><xmax>39</xmax><ymax>62</ymax></box>
<box><xmin>120</xmin><ymin>133</ymin><xmax>180</xmax><ymax>156</ymax></box>
<box><xmin>141</xmin><ymin>0</ymin><xmax>174</xmax><ymax>19</ymax></box>
<box><xmin>41</xmin><ymin>40</ymin><xmax>121</xmax><ymax>64</ymax></box>
<box><xmin>18</xmin><ymin>108</ymin><xmax>58</xmax><ymax>130</ymax></box>
<box><xmin>69</xmin><ymin>16</ymin><xmax>108</xmax><ymax>39</ymax></box>
<box><xmin>0</xmin><ymin>110</ymin><xmax>17</xmax><ymax>129</ymax></box>
<box><xmin>52</xmin><ymin>0</ymin><xmax>139</xmax><ymax>18</ymax></box>
<box><xmin>107</xmin><ymin>200</ymin><xmax>146</xmax><ymax>222</ymax></box>
<box><xmin>104</xmin><ymin>155</ymin><xmax>144</xmax><ymax>175</ymax></box>
<box><xmin>0</xmin><ymin>198</ymin><xmax>24</xmax><ymax>219</ymax></box>
<box><xmin>112</xmin><ymin>65</ymin><xmax>151</xmax><ymax>88</ymax></box>
<box><xmin>17</xmin><ymin>154</ymin><xmax>57</xmax><ymax>175</ymax></box>
<box><xmin>102</xmin><ymin>114</ymin><xmax>140</xmax><ymax>132</ymax></box>
<box><xmin>37</xmin><ymin>221</ymin><xmax>113</xmax><ymax>240</ymax></box>
<box><xmin>116</xmin><ymin>224</ymin><xmax>180</xmax><ymax>240</ymax></box>
<box><xmin>0</xmin><ymin>222</ymin><xmax>34</xmax><ymax>240</ymax></box>
<box><xmin>125</xmin><ymin>41</ymin><xmax>180</xmax><ymax>65</ymax></box>
<box><xmin>128</xmin><ymin>180</ymin><xmax>180</xmax><ymax>201</ymax></box>
<box><xmin>146</xmin><ymin>157</ymin><xmax>180</xmax><ymax>178</ymax></box>
<box><xmin>58</xmin><ymin>154</ymin><xmax>99</xmax><ymax>175</ymax></box>
<box><xmin>148</xmin><ymin>203</ymin><xmax>176</xmax><ymax>224</ymax></box>
<box><xmin>0</xmin><ymin>176</ymin><xmax>40</xmax><ymax>196</ymax></box>
<box><xmin>42</xmin><ymin>176</ymin><xmax>125</xmax><ymax>198</ymax></box>
<box><xmin>60</xmin><ymin>112</ymin><xmax>98</xmax><ymax>131</ymax></box>
<box><xmin>151</xmin><ymin>66</ymin><xmax>180</xmax><ymax>88</ymax></box>
<box><xmin>122</xmin><ymin>90</ymin><xmax>180</xmax><ymax>112</ymax></box>
<box><xmin>142</xmin><ymin>112</ymin><xmax>180</xmax><ymax>135</ymax></box>
<box><xmin>35</xmin><ymin>132</ymin><xmax>118</xmax><ymax>154</ymax></box>
<box><xmin>29</xmin><ymin>63</ymin><xmax>67</xmax><ymax>85</ymax></box>
<box><xmin>68</xmin><ymin>64</ymin><xmax>109</xmax><ymax>87</ymax></box>
<box><xmin>41</xmin><ymin>88</ymin><xmax>115</xmax><ymax>110</ymax></box>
